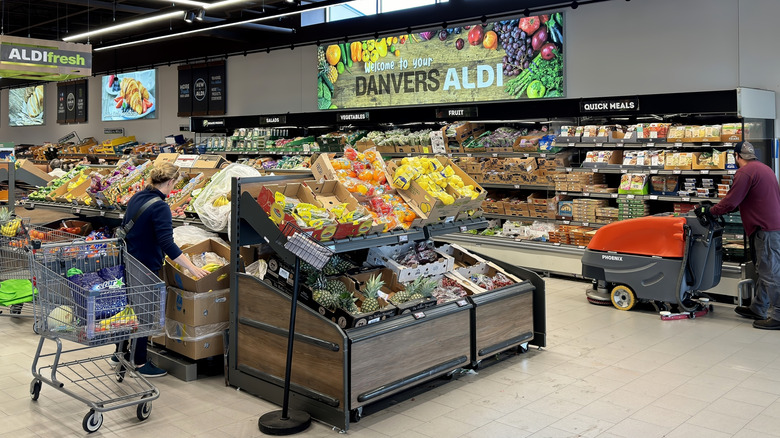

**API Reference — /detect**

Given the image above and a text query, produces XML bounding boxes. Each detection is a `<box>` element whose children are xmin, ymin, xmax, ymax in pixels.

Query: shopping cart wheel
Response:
<box><xmin>610</xmin><ymin>285</ymin><xmax>637</xmax><ymax>311</ymax></box>
<box><xmin>137</xmin><ymin>398</ymin><xmax>152</xmax><ymax>421</ymax></box>
<box><xmin>32</xmin><ymin>321</ymin><xmax>40</xmax><ymax>335</ymax></box>
<box><xmin>82</xmin><ymin>409</ymin><xmax>103</xmax><ymax>433</ymax></box>
<box><xmin>29</xmin><ymin>379</ymin><xmax>41</xmax><ymax>401</ymax></box>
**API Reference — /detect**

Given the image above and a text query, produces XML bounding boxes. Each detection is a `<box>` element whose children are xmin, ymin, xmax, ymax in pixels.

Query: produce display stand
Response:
<box><xmin>227</xmin><ymin>174</ymin><xmax>546</xmax><ymax>431</ymax></box>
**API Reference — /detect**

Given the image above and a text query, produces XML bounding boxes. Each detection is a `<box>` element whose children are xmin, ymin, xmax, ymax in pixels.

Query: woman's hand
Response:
<box><xmin>189</xmin><ymin>266</ymin><xmax>211</xmax><ymax>279</ymax></box>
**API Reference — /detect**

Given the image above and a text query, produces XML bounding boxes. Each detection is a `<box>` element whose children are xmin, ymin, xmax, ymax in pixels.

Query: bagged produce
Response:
<box><xmin>193</xmin><ymin>163</ymin><xmax>261</xmax><ymax>231</ymax></box>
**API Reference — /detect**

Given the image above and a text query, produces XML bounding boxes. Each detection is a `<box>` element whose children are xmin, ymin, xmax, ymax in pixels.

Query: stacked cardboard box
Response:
<box><xmin>617</xmin><ymin>198</ymin><xmax>649</xmax><ymax>220</ymax></box>
<box><xmin>558</xmin><ymin>173</ymin><xmax>606</xmax><ymax>192</ymax></box>
<box><xmin>572</xmin><ymin>199</ymin><xmax>608</xmax><ymax>223</ymax></box>
<box><xmin>595</xmin><ymin>207</ymin><xmax>620</xmax><ymax>224</ymax></box>
<box><xmin>161</xmin><ymin>239</ymin><xmax>236</xmax><ymax>360</ymax></box>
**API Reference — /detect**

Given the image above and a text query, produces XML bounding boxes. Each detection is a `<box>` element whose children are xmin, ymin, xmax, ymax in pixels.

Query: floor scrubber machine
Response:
<box><xmin>582</xmin><ymin>204</ymin><xmax>723</xmax><ymax>315</ymax></box>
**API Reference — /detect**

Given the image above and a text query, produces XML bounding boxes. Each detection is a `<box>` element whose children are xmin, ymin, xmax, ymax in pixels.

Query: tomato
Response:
<box><xmin>519</xmin><ymin>16</ymin><xmax>541</xmax><ymax>34</ymax></box>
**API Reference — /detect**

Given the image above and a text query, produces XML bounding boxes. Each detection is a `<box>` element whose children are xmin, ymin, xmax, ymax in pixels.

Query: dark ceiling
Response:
<box><xmin>1</xmin><ymin>0</ymin><xmax>610</xmax><ymax>82</ymax></box>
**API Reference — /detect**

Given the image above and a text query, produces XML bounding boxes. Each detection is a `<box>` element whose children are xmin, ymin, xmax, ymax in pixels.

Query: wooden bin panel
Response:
<box><xmin>474</xmin><ymin>288</ymin><xmax>533</xmax><ymax>361</ymax></box>
<box><xmin>236</xmin><ymin>275</ymin><xmax>346</xmax><ymax>408</ymax></box>
<box><xmin>349</xmin><ymin>307</ymin><xmax>471</xmax><ymax>408</ymax></box>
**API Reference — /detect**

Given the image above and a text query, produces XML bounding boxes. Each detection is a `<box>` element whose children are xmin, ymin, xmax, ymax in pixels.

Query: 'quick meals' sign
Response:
<box><xmin>1</xmin><ymin>45</ymin><xmax>90</xmax><ymax>68</ymax></box>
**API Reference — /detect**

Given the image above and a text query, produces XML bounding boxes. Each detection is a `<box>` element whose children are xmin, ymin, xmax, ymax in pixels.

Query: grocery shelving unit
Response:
<box><xmin>226</xmin><ymin>174</ymin><xmax>546</xmax><ymax>431</ymax></box>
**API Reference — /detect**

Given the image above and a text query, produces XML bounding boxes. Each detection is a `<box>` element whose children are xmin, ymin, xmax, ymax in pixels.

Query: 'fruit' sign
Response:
<box><xmin>317</xmin><ymin>13</ymin><xmax>565</xmax><ymax>110</ymax></box>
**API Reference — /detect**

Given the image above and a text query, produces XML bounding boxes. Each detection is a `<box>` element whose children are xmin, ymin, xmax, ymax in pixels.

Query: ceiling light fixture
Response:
<box><xmin>63</xmin><ymin>10</ymin><xmax>183</xmax><ymax>41</ymax></box>
<box><xmin>195</xmin><ymin>9</ymin><xmax>205</xmax><ymax>21</ymax></box>
<box><xmin>184</xmin><ymin>10</ymin><xmax>195</xmax><ymax>23</ymax></box>
<box><xmin>94</xmin><ymin>2</ymin><xmax>335</xmax><ymax>51</ymax></box>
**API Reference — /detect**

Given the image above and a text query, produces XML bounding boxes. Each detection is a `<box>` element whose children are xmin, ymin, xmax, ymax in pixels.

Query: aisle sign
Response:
<box><xmin>337</xmin><ymin>112</ymin><xmax>370</xmax><ymax>122</ymax></box>
<box><xmin>317</xmin><ymin>13</ymin><xmax>566</xmax><ymax>110</ymax></box>
<box><xmin>580</xmin><ymin>97</ymin><xmax>639</xmax><ymax>113</ymax></box>
<box><xmin>260</xmin><ymin>115</ymin><xmax>287</xmax><ymax>125</ymax></box>
<box><xmin>436</xmin><ymin>106</ymin><xmax>477</xmax><ymax>119</ymax></box>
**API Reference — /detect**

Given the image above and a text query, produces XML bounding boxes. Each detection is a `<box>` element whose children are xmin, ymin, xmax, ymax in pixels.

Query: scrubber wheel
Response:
<box><xmin>610</xmin><ymin>284</ymin><xmax>637</xmax><ymax>311</ymax></box>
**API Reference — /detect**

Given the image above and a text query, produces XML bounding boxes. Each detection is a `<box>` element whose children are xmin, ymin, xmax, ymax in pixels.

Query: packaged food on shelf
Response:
<box><xmin>366</xmin><ymin>241</ymin><xmax>455</xmax><ymax>283</ymax></box>
<box><xmin>692</xmin><ymin>150</ymin><xmax>727</xmax><ymax>169</ymax></box>
<box><xmin>664</xmin><ymin>151</ymin><xmax>693</xmax><ymax>170</ymax></box>
<box><xmin>618</xmin><ymin>174</ymin><xmax>649</xmax><ymax>195</ymax></box>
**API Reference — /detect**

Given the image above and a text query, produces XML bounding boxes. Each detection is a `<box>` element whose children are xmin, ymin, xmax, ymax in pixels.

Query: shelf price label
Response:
<box><xmin>675</xmin><ymin>142</ymin><xmax>683</xmax><ymax>147</ymax></box>
<box><xmin>73</xmin><ymin>208</ymin><xmax>81</xmax><ymax>214</ymax></box>
<box><xmin>701</xmin><ymin>170</ymin><xmax>710</xmax><ymax>174</ymax></box>
<box><xmin>610</xmin><ymin>193</ymin><xmax>618</xmax><ymax>198</ymax></box>
<box><xmin>100</xmin><ymin>211</ymin><xmax>106</xmax><ymax>217</ymax></box>
<box><xmin>398</xmin><ymin>235</ymin><xmax>409</xmax><ymax>243</ymax></box>
<box><xmin>565</xmin><ymin>167</ymin><xmax>573</xmax><ymax>172</ymax></box>
<box><xmin>647</xmin><ymin>143</ymin><xmax>655</xmax><ymax>147</ymax></box>
<box><xmin>650</xmin><ymin>169</ymin><xmax>659</xmax><ymax>174</ymax></box>
<box><xmin>492</xmin><ymin>153</ymin><xmax>499</xmax><ymax>157</ymax></box>
<box><xmin>649</xmin><ymin>195</ymin><xmax>659</xmax><ymax>200</ymax></box>
<box><xmin>459</xmin><ymin>226</ymin><xmax>468</xmax><ymax>233</ymax></box>
<box><xmin>592</xmin><ymin>168</ymin><xmax>599</xmax><ymax>173</ymax></box>
<box><xmin>595</xmin><ymin>143</ymin><xmax>603</xmax><ymax>147</ymax></box>
<box><xmin>560</xmin><ymin>191</ymin><xmax>568</xmax><ymax>195</ymax></box>
<box><xmin>568</xmin><ymin>142</ymin><xmax>575</xmax><ymax>147</ymax></box>
<box><xmin>118</xmin><ymin>213</ymin><xmax>125</xmax><ymax>219</ymax></box>
<box><xmin>539</xmin><ymin>153</ymin><xmax>547</xmax><ymax>158</ymax></box>
<box><xmin>620</xmin><ymin>168</ymin><xmax>629</xmax><ymax>174</ymax></box>
<box><xmin>682</xmin><ymin>197</ymin><xmax>691</xmax><ymax>202</ymax></box>
<box><xmin>553</xmin><ymin>242</ymin><xmax>561</xmax><ymax>246</ymax></box>
<box><xmin>578</xmin><ymin>245</ymin><xmax>586</xmax><ymax>249</ymax></box>
<box><xmin>278</xmin><ymin>267</ymin><xmax>290</xmax><ymax>280</ymax></box>
<box><xmin>673</xmin><ymin>170</ymin><xmax>682</xmax><ymax>174</ymax></box>
<box><xmin>582</xmin><ymin>222</ymin><xmax>589</xmax><ymax>227</ymax></box>
<box><xmin>456</xmin><ymin>299</ymin><xmax>469</xmax><ymax>307</ymax></box>
<box><xmin>412</xmin><ymin>311</ymin><xmax>426</xmax><ymax>320</ymax></box>
<box><xmin>626</xmin><ymin>194</ymin><xmax>635</xmax><ymax>199</ymax></box>
<box><xmin>446</xmin><ymin>153</ymin><xmax>453</xmax><ymax>158</ymax></box>
<box><xmin>562</xmin><ymin>220</ymin><xmax>571</xmax><ymax>225</ymax></box>
<box><xmin>582</xmin><ymin>192</ymin><xmax>590</xmax><ymax>197</ymax></box>
<box><xmin>466</xmin><ymin>153</ymin><xmax>473</xmax><ymax>157</ymax></box>
<box><xmin>514</xmin><ymin>184</ymin><xmax>521</xmax><ymax>189</ymax></box>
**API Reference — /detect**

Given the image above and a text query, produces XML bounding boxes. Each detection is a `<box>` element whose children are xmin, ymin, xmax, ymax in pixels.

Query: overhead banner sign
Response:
<box><xmin>178</xmin><ymin>61</ymin><xmax>227</xmax><ymax>117</ymax></box>
<box><xmin>57</xmin><ymin>80</ymin><xmax>87</xmax><ymax>124</ymax></box>
<box><xmin>0</xmin><ymin>35</ymin><xmax>91</xmax><ymax>81</ymax></box>
<box><xmin>580</xmin><ymin>97</ymin><xmax>639</xmax><ymax>113</ymax></box>
<box><xmin>318</xmin><ymin>12</ymin><xmax>565</xmax><ymax>110</ymax></box>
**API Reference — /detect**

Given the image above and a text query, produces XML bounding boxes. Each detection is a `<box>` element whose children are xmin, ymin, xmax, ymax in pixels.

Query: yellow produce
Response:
<box><xmin>326</xmin><ymin>45</ymin><xmax>341</xmax><ymax>66</ymax></box>
<box><xmin>376</xmin><ymin>39</ymin><xmax>388</xmax><ymax>57</ymax></box>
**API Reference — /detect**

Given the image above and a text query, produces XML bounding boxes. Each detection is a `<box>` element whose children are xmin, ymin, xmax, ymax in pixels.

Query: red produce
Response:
<box><xmin>468</xmin><ymin>26</ymin><xmax>484</xmax><ymax>46</ymax></box>
<box><xmin>531</xmin><ymin>27</ymin><xmax>548</xmax><ymax>51</ymax></box>
<box><xmin>540</xmin><ymin>43</ymin><xmax>557</xmax><ymax>60</ymax></box>
<box><xmin>519</xmin><ymin>16</ymin><xmax>541</xmax><ymax>34</ymax></box>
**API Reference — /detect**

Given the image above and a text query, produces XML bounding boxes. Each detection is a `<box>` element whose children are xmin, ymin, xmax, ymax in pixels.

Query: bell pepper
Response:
<box><xmin>519</xmin><ymin>16</ymin><xmax>541</xmax><ymax>34</ymax></box>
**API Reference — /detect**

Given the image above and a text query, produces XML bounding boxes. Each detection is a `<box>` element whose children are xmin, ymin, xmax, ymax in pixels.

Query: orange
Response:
<box><xmin>326</xmin><ymin>45</ymin><xmax>341</xmax><ymax>66</ymax></box>
<box><xmin>483</xmin><ymin>31</ymin><xmax>498</xmax><ymax>50</ymax></box>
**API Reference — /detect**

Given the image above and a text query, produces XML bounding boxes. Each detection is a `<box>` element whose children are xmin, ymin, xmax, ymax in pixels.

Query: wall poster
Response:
<box><xmin>317</xmin><ymin>12</ymin><xmax>565</xmax><ymax>110</ymax></box>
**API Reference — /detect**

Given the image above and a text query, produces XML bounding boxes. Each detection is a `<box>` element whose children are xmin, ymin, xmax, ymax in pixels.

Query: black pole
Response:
<box><xmin>281</xmin><ymin>257</ymin><xmax>300</xmax><ymax>418</ymax></box>
<box><xmin>258</xmin><ymin>256</ymin><xmax>311</xmax><ymax>435</ymax></box>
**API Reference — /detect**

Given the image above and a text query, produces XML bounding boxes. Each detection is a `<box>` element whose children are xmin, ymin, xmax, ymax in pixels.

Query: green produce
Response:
<box><xmin>527</xmin><ymin>80</ymin><xmax>546</xmax><ymax>99</ymax></box>
<box><xmin>504</xmin><ymin>50</ymin><xmax>563</xmax><ymax>98</ymax></box>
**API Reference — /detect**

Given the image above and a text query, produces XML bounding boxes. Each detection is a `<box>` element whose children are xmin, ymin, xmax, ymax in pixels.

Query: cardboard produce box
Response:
<box><xmin>307</xmin><ymin>180</ymin><xmax>379</xmax><ymax>238</ymax></box>
<box><xmin>165</xmin><ymin>238</ymin><xmax>235</xmax><ymax>293</ymax></box>
<box><xmin>166</xmin><ymin>286</ymin><xmax>229</xmax><ymax>326</ymax></box>
<box><xmin>256</xmin><ymin>182</ymin><xmax>338</xmax><ymax>241</ymax></box>
<box><xmin>165</xmin><ymin>331</ymin><xmax>225</xmax><ymax>360</ymax></box>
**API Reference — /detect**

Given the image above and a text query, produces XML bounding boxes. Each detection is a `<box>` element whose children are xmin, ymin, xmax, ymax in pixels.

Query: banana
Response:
<box><xmin>202</xmin><ymin>263</ymin><xmax>223</xmax><ymax>273</ymax></box>
<box><xmin>212</xmin><ymin>194</ymin><xmax>230</xmax><ymax>207</ymax></box>
<box><xmin>97</xmin><ymin>306</ymin><xmax>138</xmax><ymax>331</ymax></box>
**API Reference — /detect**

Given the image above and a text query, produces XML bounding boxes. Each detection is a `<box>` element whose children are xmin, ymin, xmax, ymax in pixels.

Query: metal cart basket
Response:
<box><xmin>29</xmin><ymin>239</ymin><xmax>166</xmax><ymax>433</ymax></box>
<box><xmin>0</xmin><ymin>219</ymin><xmax>81</xmax><ymax>326</ymax></box>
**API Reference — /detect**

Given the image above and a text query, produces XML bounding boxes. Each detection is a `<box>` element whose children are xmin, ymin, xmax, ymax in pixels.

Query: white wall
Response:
<box><xmin>0</xmin><ymin>0</ymin><xmax>776</xmax><ymax>145</ymax></box>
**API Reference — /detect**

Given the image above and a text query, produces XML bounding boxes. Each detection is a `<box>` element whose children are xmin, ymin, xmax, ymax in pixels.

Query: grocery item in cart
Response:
<box><xmin>66</xmin><ymin>266</ymin><xmax>129</xmax><ymax>320</ymax></box>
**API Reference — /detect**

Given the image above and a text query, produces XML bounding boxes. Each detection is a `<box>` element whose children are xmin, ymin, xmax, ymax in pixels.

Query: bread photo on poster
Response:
<box><xmin>101</xmin><ymin>69</ymin><xmax>157</xmax><ymax>121</ymax></box>
<box><xmin>8</xmin><ymin>85</ymin><xmax>45</xmax><ymax>127</ymax></box>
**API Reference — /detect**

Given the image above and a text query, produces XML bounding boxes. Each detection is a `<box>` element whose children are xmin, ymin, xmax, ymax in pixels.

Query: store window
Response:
<box><xmin>326</xmin><ymin>0</ymin><xmax>447</xmax><ymax>23</ymax></box>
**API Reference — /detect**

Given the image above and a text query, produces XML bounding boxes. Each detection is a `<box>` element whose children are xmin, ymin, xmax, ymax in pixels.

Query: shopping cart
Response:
<box><xmin>0</xmin><ymin>219</ymin><xmax>82</xmax><ymax>328</ymax></box>
<box><xmin>29</xmin><ymin>239</ymin><xmax>165</xmax><ymax>433</ymax></box>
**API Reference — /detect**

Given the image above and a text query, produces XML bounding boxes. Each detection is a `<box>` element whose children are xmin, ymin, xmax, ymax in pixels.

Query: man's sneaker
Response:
<box><xmin>735</xmin><ymin>306</ymin><xmax>765</xmax><ymax>320</ymax></box>
<box><xmin>136</xmin><ymin>362</ymin><xmax>167</xmax><ymax>378</ymax></box>
<box><xmin>110</xmin><ymin>354</ymin><xmax>120</xmax><ymax>364</ymax></box>
<box><xmin>753</xmin><ymin>318</ymin><xmax>780</xmax><ymax>330</ymax></box>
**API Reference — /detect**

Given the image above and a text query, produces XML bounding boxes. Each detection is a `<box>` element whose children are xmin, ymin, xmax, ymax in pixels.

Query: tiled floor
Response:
<box><xmin>2</xmin><ymin>276</ymin><xmax>780</xmax><ymax>437</ymax></box>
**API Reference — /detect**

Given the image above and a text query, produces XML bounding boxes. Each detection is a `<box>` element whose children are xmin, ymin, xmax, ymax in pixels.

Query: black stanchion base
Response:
<box><xmin>258</xmin><ymin>410</ymin><xmax>311</xmax><ymax>436</ymax></box>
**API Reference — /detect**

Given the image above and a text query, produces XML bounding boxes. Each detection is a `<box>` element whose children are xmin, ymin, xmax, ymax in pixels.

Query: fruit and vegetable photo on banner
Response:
<box><xmin>317</xmin><ymin>13</ymin><xmax>565</xmax><ymax>110</ymax></box>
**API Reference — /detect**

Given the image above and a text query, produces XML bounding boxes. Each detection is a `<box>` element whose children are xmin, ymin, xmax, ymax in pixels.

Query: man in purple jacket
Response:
<box><xmin>709</xmin><ymin>141</ymin><xmax>780</xmax><ymax>329</ymax></box>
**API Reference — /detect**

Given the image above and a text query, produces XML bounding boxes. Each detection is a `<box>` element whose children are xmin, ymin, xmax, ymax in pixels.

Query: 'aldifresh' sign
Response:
<box><xmin>0</xmin><ymin>35</ymin><xmax>91</xmax><ymax>81</ymax></box>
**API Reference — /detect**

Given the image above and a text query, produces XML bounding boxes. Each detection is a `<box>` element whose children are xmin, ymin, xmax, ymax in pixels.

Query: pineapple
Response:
<box><xmin>0</xmin><ymin>207</ymin><xmax>11</xmax><ymax>223</ymax></box>
<box><xmin>395</xmin><ymin>277</ymin><xmax>436</xmax><ymax>303</ymax></box>
<box><xmin>327</xmin><ymin>65</ymin><xmax>339</xmax><ymax>84</ymax></box>
<box><xmin>360</xmin><ymin>274</ymin><xmax>384</xmax><ymax>313</ymax></box>
<box><xmin>326</xmin><ymin>279</ymin><xmax>348</xmax><ymax>296</ymax></box>
<box><xmin>313</xmin><ymin>289</ymin><xmax>338</xmax><ymax>310</ymax></box>
<box><xmin>409</xmin><ymin>277</ymin><xmax>437</xmax><ymax>301</ymax></box>
<box><xmin>336</xmin><ymin>291</ymin><xmax>360</xmax><ymax>314</ymax></box>
<box><xmin>322</xmin><ymin>255</ymin><xmax>354</xmax><ymax>276</ymax></box>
